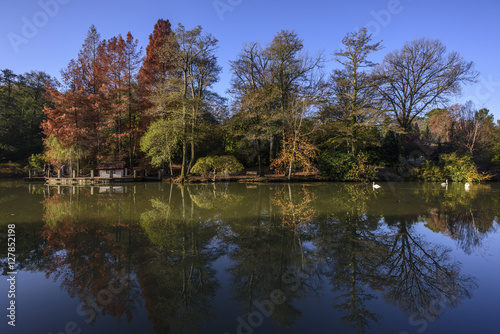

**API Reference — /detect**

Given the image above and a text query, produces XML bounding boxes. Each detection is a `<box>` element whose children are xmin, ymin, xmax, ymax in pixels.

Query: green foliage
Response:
<box><xmin>347</xmin><ymin>152</ymin><xmax>377</xmax><ymax>181</ymax></box>
<box><xmin>140</xmin><ymin>119</ymin><xmax>179</xmax><ymax>168</ymax></box>
<box><xmin>413</xmin><ymin>160</ymin><xmax>445</xmax><ymax>182</ymax></box>
<box><xmin>379</xmin><ymin>131</ymin><xmax>400</xmax><ymax>166</ymax></box>
<box><xmin>0</xmin><ymin>69</ymin><xmax>52</xmax><ymax>161</ymax></box>
<box><xmin>441</xmin><ymin>153</ymin><xmax>488</xmax><ymax>182</ymax></box>
<box><xmin>28</xmin><ymin>153</ymin><xmax>47</xmax><ymax>170</ymax></box>
<box><xmin>485</xmin><ymin>124</ymin><xmax>500</xmax><ymax>166</ymax></box>
<box><xmin>318</xmin><ymin>150</ymin><xmax>376</xmax><ymax>181</ymax></box>
<box><xmin>491</xmin><ymin>154</ymin><xmax>500</xmax><ymax>166</ymax></box>
<box><xmin>190</xmin><ymin>155</ymin><xmax>244</xmax><ymax>180</ymax></box>
<box><xmin>318</xmin><ymin>151</ymin><xmax>353</xmax><ymax>180</ymax></box>
<box><xmin>414</xmin><ymin>153</ymin><xmax>489</xmax><ymax>182</ymax></box>
<box><xmin>44</xmin><ymin>135</ymin><xmax>83</xmax><ymax>165</ymax></box>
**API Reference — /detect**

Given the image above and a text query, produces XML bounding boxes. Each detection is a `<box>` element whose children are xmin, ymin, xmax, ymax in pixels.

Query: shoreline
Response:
<box><xmin>4</xmin><ymin>165</ymin><xmax>499</xmax><ymax>183</ymax></box>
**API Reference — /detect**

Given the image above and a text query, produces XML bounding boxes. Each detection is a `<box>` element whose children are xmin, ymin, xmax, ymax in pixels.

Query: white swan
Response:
<box><xmin>441</xmin><ymin>179</ymin><xmax>448</xmax><ymax>187</ymax></box>
<box><xmin>464</xmin><ymin>182</ymin><xmax>471</xmax><ymax>191</ymax></box>
<box><xmin>372</xmin><ymin>182</ymin><xmax>381</xmax><ymax>189</ymax></box>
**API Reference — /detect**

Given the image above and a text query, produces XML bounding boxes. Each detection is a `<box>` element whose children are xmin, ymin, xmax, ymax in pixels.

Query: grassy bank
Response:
<box><xmin>0</xmin><ymin>163</ymin><xmax>27</xmax><ymax>178</ymax></box>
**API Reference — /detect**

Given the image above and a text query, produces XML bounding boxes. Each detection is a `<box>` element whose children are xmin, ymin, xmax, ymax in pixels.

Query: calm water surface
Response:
<box><xmin>1</xmin><ymin>180</ymin><xmax>500</xmax><ymax>334</ymax></box>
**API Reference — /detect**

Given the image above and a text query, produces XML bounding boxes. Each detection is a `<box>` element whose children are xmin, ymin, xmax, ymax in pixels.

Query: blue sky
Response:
<box><xmin>2</xmin><ymin>0</ymin><xmax>499</xmax><ymax>121</ymax></box>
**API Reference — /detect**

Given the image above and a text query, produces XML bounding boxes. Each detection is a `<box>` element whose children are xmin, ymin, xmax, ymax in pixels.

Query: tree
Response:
<box><xmin>146</xmin><ymin>23</ymin><xmax>221</xmax><ymax>180</ymax></box>
<box><xmin>426</xmin><ymin>108</ymin><xmax>454</xmax><ymax>144</ymax></box>
<box><xmin>270</xmin><ymin>135</ymin><xmax>318</xmax><ymax>177</ymax></box>
<box><xmin>329</xmin><ymin>28</ymin><xmax>383</xmax><ymax>154</ymax></box>
<box><xmin>43</xmin><ymin>25</ymin><xmax>107</xmax><ymax>170</ymax></box>
<box><xmin>229</xmin><ymin>42</ymin><xmax>275</xmax><ymax>175</ymax></box>
<box><xmin>123</xmin><ymin>32</ymin><xmax>143</xmax><ymax>170</ymax></box>
<box><xmin>190</xmin><ymin>155</ymin><xmax>244</xmax><ymax>181</ymax></box>
<box><xmin>43</xmin><ymin>26</ymin><xmax>146</xmax><ymax>171</ymax></box>
<box><xmin>0</xmin><ymin>69</ymin><xmax>53</xmax><ymax>160</ymax></box>
<box><xmin>229</xmin><ymin>31</ymin><xmax>323</xmax><ymax>179</ymax></box>
<box><xmin>267</xmin><ymin>30</ymin><xmax>324</xmax><ymax>137</ymax></box>
<box><xmin>374</xmin><ymin>38</ymin><xmax>478</xmax><ymax>156</ymax></box>
<box><xmin>140</xmin><ymin>118</ymin><xmax>179</xmax><ymax>175</ymax></box>
<box><xmin>99</xmin><ymin>32</ymin><xmax>143</xmax><ymax>165</ymax></box>
<box><xmin>138</xmin><ymin>19</ymin><xmax>173</xmax><ymax>90</ymax></box>
<box><xmin>450</xmin><ymin>102</ymin><xmax>494</xmax><ymax>155</ymax></box>
<box><xmin>487</xmin><ymin>121</ymin><xmax>500</xmax><ymax>165</ymax></box>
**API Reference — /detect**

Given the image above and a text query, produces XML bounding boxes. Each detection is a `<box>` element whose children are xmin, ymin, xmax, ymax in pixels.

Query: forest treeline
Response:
<box><xmin>1</xmin><ymin>19</ymin><xmax>499</xmax><ymax>180</ymax></box>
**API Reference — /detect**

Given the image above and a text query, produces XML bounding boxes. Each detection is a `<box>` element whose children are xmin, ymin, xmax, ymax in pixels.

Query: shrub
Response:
<box><xmin>318</xmin><ymin>151</ymin><xmax>353</xmax><ymax>180</ymax></box>
<box><xmin>190</xmin><ymin>155</ymin><xmax>244</xmax><ymax>180</ymax></box>
<box><xmin>28</xmin><ymin>153</ymin><xmax>47</xmax><ymax>170</ymax></box>
<box><xmin>347</xmin><ymin>152</ymin><xmax>377</xmax><ymax>182</ymax></box>
<box><xmin>414</xmin><ymin>153</ymin><xmax>489</xmax><ymax>182</ymax></box>
<box><xmin>490</xmin><ymin>154</ymin><xmax>500</xmax><ymax>166</ymax></box>
<box><xmin>441</xmin><ymin>153</ymin><xmax>489</xmax><ymax>182</ymax></box>
<box><xmin>318</xmin><ymin>151</ymin><xmax>376</xmax><ymax>181</ymax></box>
<box><xmin>270</xmin><ymin>137</ymin><xmax>318</xmax><ymax>175</ymax></box>
<box><xmin>413</xmin><ymin>160</ymin><xmax>445</xmax><ymax>182</ymax></box>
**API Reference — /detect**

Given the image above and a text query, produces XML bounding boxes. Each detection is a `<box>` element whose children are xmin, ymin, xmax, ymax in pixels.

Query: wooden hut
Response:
<box><xmin>96</xmin><ymin>162</ymin><xmax>127</xmax><ymax>178</ymax></box>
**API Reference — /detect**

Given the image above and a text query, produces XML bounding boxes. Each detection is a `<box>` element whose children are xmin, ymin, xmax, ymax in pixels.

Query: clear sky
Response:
<box><xmin>2</xmin><ymin>0</ymin><xmax>499</xmax><ymax>120</ymax></box>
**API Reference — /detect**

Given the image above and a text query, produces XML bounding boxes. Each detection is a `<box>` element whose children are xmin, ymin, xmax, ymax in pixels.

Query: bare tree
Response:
<box><xmin>450</xmin><ymin>102</ymin><xmax>494</xmax><ymax>155</ymax></box>
<box><xmin>374</xmin><ymin>38</ymin><xmax>478</xmax><ymax>156</ymax></box>
<box><xmin>229</xmin><ymin>42</ymin><xmax>274</xmax><ymax>176</ymax></box>
<box><xmin>229</xmin><ymin>31</ymin><xmax>324</xmax><ymax>178</ymax></box>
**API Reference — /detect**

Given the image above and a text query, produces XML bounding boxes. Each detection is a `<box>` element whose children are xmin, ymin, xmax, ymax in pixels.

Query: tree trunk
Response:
<box><xmin>181</xmin><ymin>140</ymin><xmax>187</xmax><ymax>180</ymax></box>
<box><xmin>288</xmin><ymin>135</ymin><xmax>297</xmax><ymax>181</ymax></box>
<box><xmin>399</xmin><ymin>131</ymin><xmax>406</xmax><ymax>160</ymax></box>
<box><xmin>256</xmin><ymin>139</ymin><xmax>263</xmax><ymax>176</ymax></box>
<box><xmin>269</xmin><ymin>134</ymin><xmax>275</xmax><ymax>165</ymax></box>
<box><xmin>189</xmin><ymin>137</ymin><xmax>195</xmax><ymax>173</ymax></box>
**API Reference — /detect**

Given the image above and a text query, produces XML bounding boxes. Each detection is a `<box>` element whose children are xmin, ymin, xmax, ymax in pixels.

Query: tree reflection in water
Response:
<box><xmin>224</xmin><ymin>184</ymin><xmax>321</xmax><ymax>328</ymax></box>
<box><xmin>316</xmin><ymin>183</ymin><xmax>384</xmax><ymax>333</ymax></box>
<box><xmin>377</xmin><ymin>220</ymin><xmax>478</xmax><ymax>324</ymax></box>
<box><xmin>139</xmin><ymin>184</ymin><xmax>222</xmax><ymax>333</ymax></box>
<box><xmin>316</xmin><ymin>183</ymin><xmax>481</xmax><ymax>333</ymax></box>
<box><xmin>33</xmin><ymin>182</ymin><xmax>498</xmax><ymax>333</ymax></box>
<box><xmin>42</xmin><ymin>190</ymin><xmax>143</xmax><ymax>323</ymax></box>
<box><xmin>423</xmin><ymin>183</ymin><xmax>499</xmax><ymax>254</ymax></box>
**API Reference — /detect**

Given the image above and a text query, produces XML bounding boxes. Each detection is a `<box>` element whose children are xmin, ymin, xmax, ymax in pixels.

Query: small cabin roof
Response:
<box><xmin>96</xmin><ymin>162</ymin><xmax>126</xmax><ymax>170</ymax></box>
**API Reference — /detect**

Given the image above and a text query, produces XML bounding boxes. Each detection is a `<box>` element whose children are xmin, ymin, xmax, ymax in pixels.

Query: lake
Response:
<box><xmin>1</xmin><ymin>180</ymin><xmax>499</xmax><ymax>334</ymax></box>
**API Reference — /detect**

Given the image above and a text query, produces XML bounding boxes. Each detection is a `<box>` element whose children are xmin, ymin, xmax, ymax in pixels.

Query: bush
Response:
<box><xmin>441</xmin><ymin>153</ymin><xmax>489</xmax><ymax>182</ymax></box>
<box><xmin>412</xmin><ymin>160</ymin><xmax>445</xmax><ymax>182</ymax></box>
<box><xmin>318</xmin><ymin>151</ymin><xmax>376</xmax><ymax>181</ymax></box>
<box><xmin>347</xmin><ymin>152</ymin><xmax>377</xmax><ymax>181</ymax></box>
<box><xmin>190</xmin><ymin>155</ymin><xmax>244</xmax><ymax>180</ymax></box>
<box><xmin>491</xmin><ymin>154</ymin><xmax>500</xmax><ymax>166</ymax></box>
<box><xmin>28</xmin><ymin>153</ymin><xmax>47</xmax><ymax>170</ymax></box>
<box><xmin>318</xmin><ymin>151</ymin><xmax>353</xmax><ymax>180</ymax></box>
<box><xmin>413</xmin><ymin>153</ymin><xmax>489</xmax><ymax>182</ymax></box>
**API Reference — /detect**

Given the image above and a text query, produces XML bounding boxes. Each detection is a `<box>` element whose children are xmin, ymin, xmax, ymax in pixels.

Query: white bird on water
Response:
<box><xmin>464</xmin><ymin>182</ymin><xmax>471</xmax><ymax>191</ymax></box>
<box><xmin>373</xmin><ymin>182</ymin><xmax>381</xmax><ymax>189</ymax></box>
<box><xmin>441</xmin><ymin>179</ymin><xmax>448</xmax><ymax>187</ymax></box>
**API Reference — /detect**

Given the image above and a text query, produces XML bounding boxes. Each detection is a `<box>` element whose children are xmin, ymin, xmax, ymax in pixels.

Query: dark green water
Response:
<box><xmin>1</xmin><ymin>180</ymin><xmax>500</xmax><ymax>334</ymax></box>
